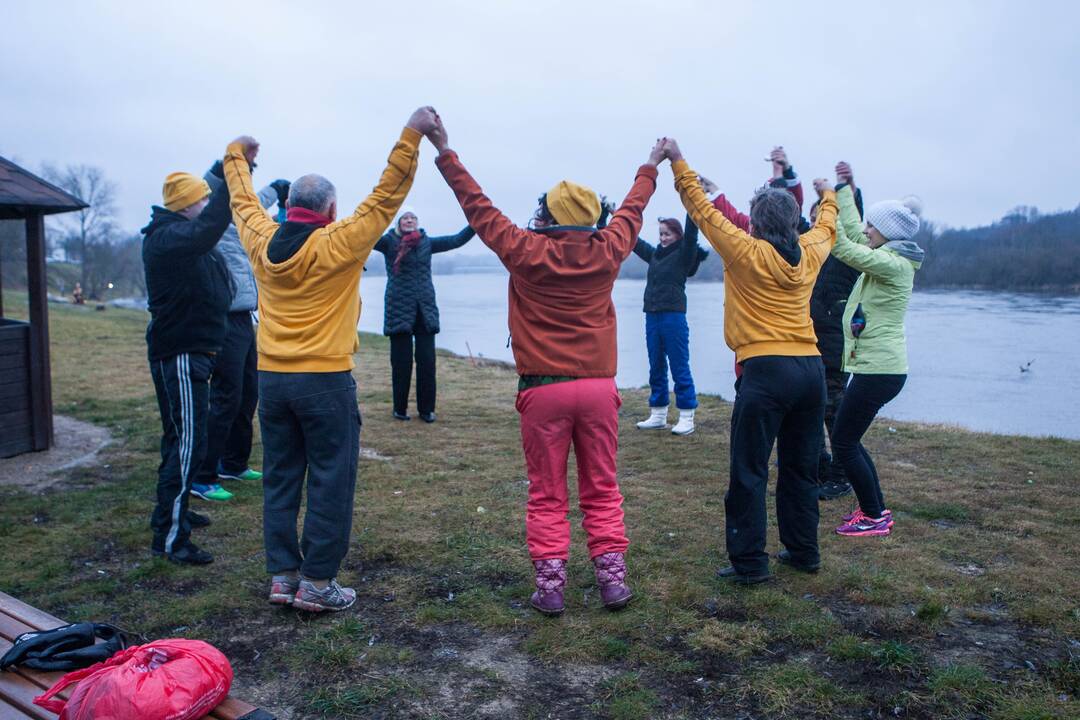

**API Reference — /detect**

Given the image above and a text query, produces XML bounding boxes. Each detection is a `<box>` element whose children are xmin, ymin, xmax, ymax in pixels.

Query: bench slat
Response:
<box><xmin>0</xmin><ymin>671</ymin><xmax>53</xmax><ymax>720</ymax></box>
<box><xmin>0</xmin><ymin>593</ymin><xmax>273</xmax><ymax>719</ymax></box>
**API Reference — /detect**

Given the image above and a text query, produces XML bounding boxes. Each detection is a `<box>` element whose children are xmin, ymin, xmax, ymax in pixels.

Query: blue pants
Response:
<box><xmin>645</xmin><ymin>312</ymin><xmax>697</xmax><ymax>409</ymax></box>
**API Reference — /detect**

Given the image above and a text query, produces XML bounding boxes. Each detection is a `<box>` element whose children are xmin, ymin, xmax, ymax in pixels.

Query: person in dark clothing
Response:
<box><xmin>191</xmin><ymin>166</ymin><xmax>285</xmax><ymax>501</ymax></box>
<box><xmin>808</xmin><ymin>162</ymin><xmax>864</xmax><ymax>500</ymax></box>
<box><xmin>372</xmin><ymin>209</ymin><xmax>474</xmax><ymax>422</ymax></box>
<box><xmin>632</xmin><ymin>215</ymin><xmax>708</xmax><ymax>435</ymax></box>
<box><xmin>141</xmin><ymin>160</ymin><xmax>245</xmax><ymax>565</ymax></box>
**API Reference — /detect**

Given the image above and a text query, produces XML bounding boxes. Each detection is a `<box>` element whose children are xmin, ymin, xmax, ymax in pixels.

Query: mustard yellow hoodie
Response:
<box><xmin>671</xmin><ymin>159</ymin><xmax>838</xmax><ymax>363</ymax></box>
<box><xmin>223</xmin><ymin>128</ymin><xmax>421</xmax><ymax>372</ymax></box>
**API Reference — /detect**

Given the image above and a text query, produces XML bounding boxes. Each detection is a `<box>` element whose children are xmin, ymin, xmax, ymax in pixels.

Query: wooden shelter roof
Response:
<box><xmin>0</xmin><ymin>156</ymin><xmax>87</xmax><ymax>220</ymax></box>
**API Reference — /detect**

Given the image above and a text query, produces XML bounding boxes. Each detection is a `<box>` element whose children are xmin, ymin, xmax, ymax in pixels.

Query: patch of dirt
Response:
<box><xmin>0</xmin><ymin>415</ymin><xmax>111</xmax><ymax>491</ymax></box>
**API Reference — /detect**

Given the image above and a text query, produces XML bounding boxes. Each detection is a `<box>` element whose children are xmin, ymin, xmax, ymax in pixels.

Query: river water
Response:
<box><xmin>356</xmin><ymin>273</ymin><xmax>1080</xmax><ymax>439</ymax></box>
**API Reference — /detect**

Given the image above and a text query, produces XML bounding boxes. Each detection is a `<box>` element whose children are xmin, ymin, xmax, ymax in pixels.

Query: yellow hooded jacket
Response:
<box><xmin>223</xmin><ymin>128</ymin><xmax>420</xmax><ymax>372</ymax></box>
<box><xmin>671</xmin><ymin>159</ymin><xmax>837</xmax><ymax>363</ymax></box>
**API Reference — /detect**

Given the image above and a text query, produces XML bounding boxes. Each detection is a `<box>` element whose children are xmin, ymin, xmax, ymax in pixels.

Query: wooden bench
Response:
<box><xmin>0</xmin><ymin>592</ymin><xmax>275</xmax><ymax>719</ymax></box>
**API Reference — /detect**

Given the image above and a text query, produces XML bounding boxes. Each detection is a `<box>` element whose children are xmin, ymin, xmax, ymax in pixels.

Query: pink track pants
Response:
<box><xmin>516</xmin><ymin>378</ymin><xmax>629</xmax><ymax>561</ymax></box>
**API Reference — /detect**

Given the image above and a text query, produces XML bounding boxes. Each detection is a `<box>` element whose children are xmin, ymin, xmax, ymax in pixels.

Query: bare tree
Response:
<box><xmin>42</xmin><ymin>164</ymin><xmax>118</xmax><ymax>298</ymax></box>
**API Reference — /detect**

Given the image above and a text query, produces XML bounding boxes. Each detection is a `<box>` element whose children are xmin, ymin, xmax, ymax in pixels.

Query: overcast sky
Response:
<box><xmin>3</xmin><ymin>1</ymin><xmax>1078</xmax><ymax>251</ymax></box>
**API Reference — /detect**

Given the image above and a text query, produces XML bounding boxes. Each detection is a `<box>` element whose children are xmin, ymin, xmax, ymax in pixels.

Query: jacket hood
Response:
<box><xmin>884</xmin><ymin>240</ymin><xmax>925</xmax><ymax>266</ymax></box>
<box><xmin>141</xmin><ymin>206</ymin><xmax>186</xmax><ymax>235</ymax></box>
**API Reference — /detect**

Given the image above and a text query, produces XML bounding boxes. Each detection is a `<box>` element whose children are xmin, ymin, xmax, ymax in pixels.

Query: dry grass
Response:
<box><xmin>1</xmin><ymin>291</ymin><xmax>1077</xmax><ymax>719</ymax></box>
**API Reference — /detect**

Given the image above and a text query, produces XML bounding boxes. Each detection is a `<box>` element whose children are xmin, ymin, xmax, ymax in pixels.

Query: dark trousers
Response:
<box><xmin>150</xmin><ymin>352</ymin><xmax>213</xmax><ymax>553</ymax></box>
<box><xmin>818</xmin><ymin>368</ymin><xmax>851</xmax><ymax>484</ymax></box>
<box><xmin>831</xmin><ymin>374</ymin><xmax>906</xmax><ymax>518</ymax></box>
<box><xmin>198</xmin><ymin>312</ymin><xmax>258</xmax><ymax>483</ymax></box>
<box><xmin>727</xmin><ymin>355</ymin><xmax>825</xmax><ymax>574</ymax></box>
<box><xmin>258</xmin><ymin>370</ymin><xmax>361</xmax><ymax>580</ymax></box>
<box><xmin>645</xmin><ymin>311</ymin><xmax>698</xmax><ymax>410</ymax></box>
<box><xmin>389</xmin><ymin>329</ymin><xmax>436</xmax><ymax>416</ymax></box>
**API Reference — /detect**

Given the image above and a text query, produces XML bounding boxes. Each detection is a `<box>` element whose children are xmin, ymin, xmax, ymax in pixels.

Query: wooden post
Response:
<box><xmin>24</xmin><ymin>212</ymin><xmax>53</xmax><ymax>451</ymax></box>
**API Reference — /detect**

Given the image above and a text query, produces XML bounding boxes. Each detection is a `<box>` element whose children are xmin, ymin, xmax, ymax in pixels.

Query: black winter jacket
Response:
<box><xmin>631</xmin><ymin>214</ymin><xmax>708</xmax><ymax>313</ymax></box>
<box><xmin>810</xmin><ymin>185</ymin><xmax>864</xmax><ymax>370</ymax></box>
<box><xmin>141</xmin><ymin>180</ymin><xmax>233</xmax><ymax>361</ymax></box>
<box><xmin>373</xmin><ymin>227</ymin><xmax>475</xmax><ymax>335</ymax></box>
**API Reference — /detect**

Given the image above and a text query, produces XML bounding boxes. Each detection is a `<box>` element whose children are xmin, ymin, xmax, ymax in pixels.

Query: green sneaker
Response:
<box><xmin>190</xmin><ymin>483</ymin><xmax>234</xmax><ymax>502</ymax></box>
<box><xmin>218</xmin><ymin>467</ymin><xmax>262</xmax><ymax>482</ymax></box>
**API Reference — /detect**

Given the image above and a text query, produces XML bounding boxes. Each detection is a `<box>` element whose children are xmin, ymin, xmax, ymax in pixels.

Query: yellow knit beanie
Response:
<box><xmin>546</xmin><ymin>180</ymin><xmax>601</xmax><ymax>227</ymax></box>
<box><xmin>162</xmin><ymin>172</ymin><xmax>210</xmax><ymax>212</ymax></box>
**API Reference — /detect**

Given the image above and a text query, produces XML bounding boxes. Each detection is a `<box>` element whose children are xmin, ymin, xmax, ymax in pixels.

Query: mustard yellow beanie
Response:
<box><xmin>162</xmin><ymin>172</ymin><xmax>210</xmax><ymax>212</ymax></box>
<box><xmin>546</xmin><ymin>180</ymin><xmax>601</xmax><ymax>227</ymax></box>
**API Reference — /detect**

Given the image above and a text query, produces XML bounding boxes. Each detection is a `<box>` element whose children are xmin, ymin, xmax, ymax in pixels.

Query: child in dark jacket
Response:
<box><xmin>632</xmin><ymin>215</ymin><xmax>708</xmax><ymax>435</ymax></box>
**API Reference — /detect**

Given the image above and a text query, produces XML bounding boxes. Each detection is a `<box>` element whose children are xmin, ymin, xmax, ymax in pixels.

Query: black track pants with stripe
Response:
<box><xmin>150</xmin><ymin>352</ymin><xmax>213</xmax><ymax>553</ymax></box>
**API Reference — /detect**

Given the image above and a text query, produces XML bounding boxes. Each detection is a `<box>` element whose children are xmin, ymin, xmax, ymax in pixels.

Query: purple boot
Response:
<box><xmin>530</xmin><ymin>559</ymin><xmax>566</xmax><ymax>616</ymax></box>
<box><xmin>593</xmin><ymin>552</ymin><xmax>633</xmax><ymax>610</ymax></box>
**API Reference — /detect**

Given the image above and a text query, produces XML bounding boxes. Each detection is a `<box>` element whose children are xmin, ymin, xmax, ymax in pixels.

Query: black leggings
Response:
<box><xmin>389</xmin><ymin>331</ymin><xmax>436</xmax><ymax>415</ymax></box>
<box><xmin>830</xmin><ymin>374</ymin><xmax>906</xmax><ymax>518</ymax></box>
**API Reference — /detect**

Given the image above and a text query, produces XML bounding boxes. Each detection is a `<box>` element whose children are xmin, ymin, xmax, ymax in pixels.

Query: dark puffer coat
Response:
<box><xmin>631</xmin><ymin>213</ymin><xmax>708</xmax><ymax>313</ymax></box>
<box><xmin>809</xmin><ymin>185</ymin><xmax>864</xmax><ymax>370</ymax></box>
<box><xmin>373</xmin><ymin>227</ymin><xmax>475</xmax><ymax>335</ymax></box>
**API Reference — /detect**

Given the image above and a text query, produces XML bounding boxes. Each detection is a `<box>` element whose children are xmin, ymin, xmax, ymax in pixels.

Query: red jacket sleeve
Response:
<box><xmin>711</xmin><ymin>193</ymin><xmax>751</xmax><ymax>233</ymax></box>
<box><xmin>434</xmin><ymin>150</ymin><xmax>540</xmax><ymax>273</ymax></box>
<box><xmin>599</xmin><ymin>165</ymin><xmax>658</xmax><ymax>259</ymax></box>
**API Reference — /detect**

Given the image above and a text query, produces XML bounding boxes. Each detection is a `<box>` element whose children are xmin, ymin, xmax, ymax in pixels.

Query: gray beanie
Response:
<box><xmin>866</xmin><ymin>196</ymin><xmax>923</xmax><ymax>241</ymax></box>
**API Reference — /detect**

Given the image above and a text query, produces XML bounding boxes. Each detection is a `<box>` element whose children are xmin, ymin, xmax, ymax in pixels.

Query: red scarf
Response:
<box><xmin>286</xmin><ymin>207</ymin><xmax>332</xmax><ymax>227</ymax></box>
<box><xmin>392</xmin><ymin>231</ymin><xmax>423</xmax><ymax>274</ymax></box>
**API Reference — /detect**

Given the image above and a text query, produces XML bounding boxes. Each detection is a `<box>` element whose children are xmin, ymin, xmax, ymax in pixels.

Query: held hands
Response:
<box><xmin>427</xmin><ymin>114</ymin><xmax>450</xmax><ymax>154</ymax></box>
<box><xmin>835</xmin><ymin>161</ymin><xmax>855</xmax><ymax>190</ymax></box>
<box><xmin>813</xmin><ymin>177</ymin><xmax>831</xmax><ymax>197</ymax></box>
<box><xmin>769</xmin><ymin>146</ymin><xmax>789</xmax><ymax>178</ymax></box>
<box><xmin>230</xmin><ymin>136</ymin><xmax>259</xmax><ymax>166</ymax></box>
<box><xmin>406</xmin><ymin>106</ymin><xmax>440</xmax><ymax>136</ymax></box>
<box><xmin>647</xmin><ymin>138</ymin><xmax>669</xmax><ymax>167</ymax></box>
<box><xmin>698</xmin><ymin>175</ymin><xmax>719</xmax><ymax>195</ymax></box>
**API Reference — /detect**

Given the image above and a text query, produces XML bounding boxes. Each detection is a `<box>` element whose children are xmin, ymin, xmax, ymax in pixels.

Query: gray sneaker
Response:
<box><xmin>269</xmin><ymin>575</ymin><xmax>300</xmax><ymax>605</ymax></box>
<box><xmin>292</xmin><ymin>579</ymin><xmax>357</xmax><ymax>612</ymax></box>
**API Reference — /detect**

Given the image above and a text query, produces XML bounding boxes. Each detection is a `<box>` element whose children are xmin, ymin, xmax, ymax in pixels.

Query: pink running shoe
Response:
<box><xmin>843</xmin><ymin>508</ymin><xmax>893</xmax><ymax>526</ymax></box>
<box><xmin>836</xmin><ymin>513</ymin><xmax>891</xmax><ymax>537</ymax></box>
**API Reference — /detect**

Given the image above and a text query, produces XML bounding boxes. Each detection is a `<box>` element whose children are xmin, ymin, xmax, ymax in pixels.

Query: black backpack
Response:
<box><xmin>0</xmin><ymin>622</ymin><xmax>130</xmax><ymax>672</ymax></box>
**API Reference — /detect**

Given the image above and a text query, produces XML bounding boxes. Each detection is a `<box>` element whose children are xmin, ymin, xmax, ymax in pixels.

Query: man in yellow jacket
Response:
<box><xmin>222</xmin><ymin>107</ymin><xmax>441</xmax><ymax>612</ymax></box>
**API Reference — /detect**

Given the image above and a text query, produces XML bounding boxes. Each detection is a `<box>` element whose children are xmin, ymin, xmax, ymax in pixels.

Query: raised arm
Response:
<box><xmin>324</xmin><ymin>125</ymin><xmax>423</xmax><ymax>263</ymax></box>
<box><xmin>224</xmin><ymin>138</ymin><xmax>279</xmax><ymax>259</ymax></box>
<box><xmin>144</xmin><ymin>172</ymin><xmax>233</xmax><ymax>260</ymax></box>
<box><xmin>597</xmin><ymin>155</ymin><xmax>661</xmax><ymax>261</ymax></box>
<box><xmin>429</xmin><ymin>226</ymin><xmax>476</xmax><ymax>253</ymax></box>
<box><xmin>667</xmin><ymin>140</ymin><xmax>755</xmax><ymax>267</ymax></box>
<box><xmin>632</xmin><ymin>238</ymin><xmax>655</xmax><ymax>263</ymax></box>
<box><xmin>829</xmin><ymin>186</ymin><xmax>907</xmax><ymax>279</ymax></box>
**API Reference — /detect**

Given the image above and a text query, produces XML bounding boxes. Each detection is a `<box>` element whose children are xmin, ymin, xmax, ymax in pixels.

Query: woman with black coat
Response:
<box><xmin>373</xmin><ymin>208</ymin><xmax>474</xmax><ymax>422</ymax></box>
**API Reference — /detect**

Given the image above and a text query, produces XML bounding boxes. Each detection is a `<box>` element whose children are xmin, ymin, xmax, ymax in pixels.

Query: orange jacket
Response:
<box><xmin>436</xmin><ymin>151</ymin><xmax>657</xmax><ymax>378</ymax></box>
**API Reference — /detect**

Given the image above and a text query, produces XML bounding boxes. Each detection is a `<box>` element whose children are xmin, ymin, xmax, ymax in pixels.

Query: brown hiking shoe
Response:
<box><xmin>292</xmin><ymin>579</ymin><xmax>357</xmax><ymax>612</ymax></box>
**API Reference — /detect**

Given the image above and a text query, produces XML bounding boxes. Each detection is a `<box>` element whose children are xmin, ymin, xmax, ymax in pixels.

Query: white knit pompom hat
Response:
<box><xmin>395</xmin><ymin>205</ymin><xmax>418</xmax><ymax>228</ymax></box>
<box><xmin>866</xmin><ymin>196</ymin><xmax>923</xmax><ymax>241</ymax></box>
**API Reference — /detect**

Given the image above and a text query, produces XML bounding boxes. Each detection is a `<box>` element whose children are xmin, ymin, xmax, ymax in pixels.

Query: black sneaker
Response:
<box><xmin>716</xmin><ymin>565</ymin><xmax>772</xmax><ymax>585</ymax></box>
<box><xmin>152</xmin><ymin>541</ymin><xmax>214</xmax><ymax>565</ymax></box>
<box><xmin>393</xmin><ymin>411</ymin><xmax>411</xmax><ymax>421</ymax></box>
<box><xmin>775</xmin><ymin>549</ymin><xmax>820</xmax><ymax>573</ymax></box>
<box><xmin>187</xmin><ymin>511</ymin><xmax>211</xmax><ymax>529</ymax></box>
<box><xmin>419</xmin><ymin>412</ymin><xmax>436</xmax><ymax>423</ymax></box>
<box><xmin>819</xmin><ymin>480</ymin><xmax>853</xmax><ymax>501</ymax></box>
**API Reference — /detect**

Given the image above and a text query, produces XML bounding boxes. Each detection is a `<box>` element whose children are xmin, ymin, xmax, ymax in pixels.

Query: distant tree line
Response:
<box><xmin>619</xmin><ymin>205</ymin><xmax>1080</xmax><ymax>293</ymax></box>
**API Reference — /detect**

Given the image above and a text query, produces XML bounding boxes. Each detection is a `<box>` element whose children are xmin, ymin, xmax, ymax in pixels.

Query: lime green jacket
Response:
<box><xmin>831</xmin><ymin>186</ymin><xmax>923</xmax><ymax>375</ymax></box>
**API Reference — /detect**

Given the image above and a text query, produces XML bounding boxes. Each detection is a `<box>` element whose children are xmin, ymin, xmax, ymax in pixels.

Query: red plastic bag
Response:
<box><xmin>33</xmin><ymin>638</ymin><xmax>232</xmax><ymax>719</ymax></box>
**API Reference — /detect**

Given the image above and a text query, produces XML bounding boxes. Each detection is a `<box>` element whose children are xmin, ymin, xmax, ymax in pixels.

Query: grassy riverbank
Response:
<box><xmin>1</xmin><ymin>292</ymin><xmax>1077</xmax><ymax>719</ymax></box>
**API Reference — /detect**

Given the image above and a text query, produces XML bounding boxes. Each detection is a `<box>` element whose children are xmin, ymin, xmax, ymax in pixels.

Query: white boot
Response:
<box><xmin>671</xmin><ymin>409</ymin><xmax>695</xmax><ymax>435</ymax></box>
<box><xmin>636</xmin><ymin>406</ymin><xmax>668</xmax><ymax>430</ymax></box>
